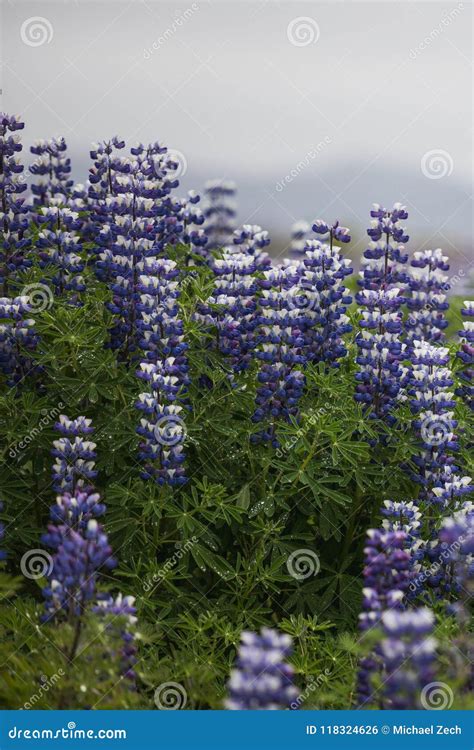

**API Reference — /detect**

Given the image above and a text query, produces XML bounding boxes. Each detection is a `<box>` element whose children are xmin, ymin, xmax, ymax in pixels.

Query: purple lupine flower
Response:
<box><xmin>456</xmin><ymin>300</ymin><xmax>474</xmax><ymax>411</ymax></box>
<box><xmin>400</xmin><ymin>340</ymin><xmax>465</xmax><ymax>508</ymax></box>
<box><xmin>51</xmin><ymin>415</ymin><xmax>97</xmax><ymax>493</ymax></box>
<box><xmin>406</xmin><ymin>249</ymin><xmax>450</xmax><ymax>349</ymax></box>
<box><xmin>134</xmin><ymin>256</ymin><xmax>189</xmax><ymax>485</ymax></box>
<box><xmin>0</xmin><ymin>113</ymin><xmax>31</xmax><ymax>295</ymax></box>
<box><xmin>358</xmin><ymin>529</ymin><xmax>412</xmax><ymax>632</ymax></box>
<box><xmin>42</xmin><ymin>516</ymin><xmax>116</xmax><ymax>621</ymax></box>
<box><xmin>172</xmin><ymin>190</ymin><xmax>208</xmax><ymax>261</ymax></box>
<box><xmin>354</xmin><ymin>288</ymin><xmax>406</xmax><ymax>425</ymax></box>
<box><xmin>35</xmin><ymin>202</ymin><xmax>85</xmax><ymax>300</ymax></box>
<box><xmin>94</xmin><ymin>593</ymin><xmax>138</xmax><ymax>682</ymax></box>
<box><xmin>0</xmin><ymin>295</ymin><xmax>37</xmax><ymax>385</ymax></box>
<box><xmin>289</xmin><ymin>220</ymin><xmax>310</xmax><ymax>256</ymax></box>
<box><xmin>89</xmin><ymin>137</ymin><xmax>126</xmax><ymax>202</ymax></box>
<box><xmin>30</xmin><ymin>137</ymin><xmax>73</xmax><ymax>206</ymax></box>
<box><xmin>49</xmin><ymin>490</ymin><xmax>106</xmax><ymax>529</ymax></box>
<box><xmin>251</xmin><ymin>263</ymin><xmax>306</xmax><ymax>446</ymax></box>
<box><xmin>88</xmin><ymin>136</ymin><xmax>126</xmax><ymax>270</ymax></box>
<box><xmin>358</xmin><ymin>203</ymin><xmax>409</xmax><ymax>291</ymax></box>
<box><xmin>355</xmin><ymin>205</ymin><xmax>409</xmax><ymax>423</ymax></box>
<box><xmin>379</xmin><ymin>608</ymin><xmax>437</xmax><ymax>709</ymax></box>
<box><xmin>136</xmin><ymin>364</ymin><xmax>187</xmax><ymax>487</ymax></box>
<box><xmin>312</xmin><ymin>218</ymin><xmax>351</xmax><ymax>246</ymax></box>
<box><xmin>99</xmin><ymin>146</ymin><xmax>181</xmax><ymax>358</ymax></box>
<box><xmin>226</xmin><ymin>628</ymin><xmax>299</xmax><ymax>710</ymax></box>
<box><xmin>232</xmin><ymin>224</ymin><xmax>271</xmax><ymax>270</ymax></box>
<box><xmin>356</xmin><ymin>529</ymin><xmax>411</xmax><ymax>706</ymax></box>
<box><xmin>203</xmin><ymin>179</ymin><xmax>237</xmax><ymax>251</ymax></box>
<box><xmin>196</xmin><ymin>250</ymin><xmax>260</xmax><ymax>374</ymax></box>
<box><xmin>68</xmin><ymin>182</ymin><xmax>88</xmax><ymax>213</ymax></box>
<box><xmin>381</xmin><ymin>500</ymin><xmax>423</xmax><ymax>560</ymax></box>
<box><xmin>296</xmin><ymin>235</ymin><xmax>353</xmax><ymax>367</ymax></box>
<box><xmin>42</xmin><ymin>417</ymin><xmax>116</xmax><ymax>624</ymax></box>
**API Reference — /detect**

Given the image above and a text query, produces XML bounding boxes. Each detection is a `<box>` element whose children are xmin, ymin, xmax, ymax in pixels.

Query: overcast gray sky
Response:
<box><xmin>1</xmin><ymin>0</ymin><xmax>473</xmax><ymax>265</ymax></box>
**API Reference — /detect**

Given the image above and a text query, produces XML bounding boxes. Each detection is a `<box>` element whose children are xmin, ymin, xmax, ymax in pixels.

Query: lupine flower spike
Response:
<box><xmin>406</xmin><ymin>249</ymin><xmax>450</xmax><ymax>349</ymax></box>
<box><xmin>456</xmin><ymin>301</ymin><xmax>474</xmax><ymax>411</ymax></box>
<box><xmin>0</xmin><ymin>114</ymin><xmax>31</xmax><ymax>295</ymax></box>
<box><xmin>226</xmin><ymin>628</ymin><xmax>299</xmax><ymax>710</ymax></box>
<box><xmin>355</xmin><ymin>204</ymin><xmax>409</xmax><ymax>425</ymax></box>
<box><xmin>251</xmin><ymin>263</ymin><xmax>306</xmax><ymax>445</ymax></box>
<box><xmin>136</xmin><ymin>259</ymin><xmax>189</xmax><ymax>486</ymax></box>
<box><xmin>356</xmin><ymin>528</ymin><xmax>411</xmax><ymax>706</ymax></box>
<box><xmin>296</xmin><ymin>220</ymin><xmax>353</xmax><ymax>366</ymax></box>
<box><xmin>203</xmin><ymin>179</ymin><xmax>237</xmax><ymax>251</ymax></box>
<box><xmin>30</xmin><ymin>137</ymin><xmax>73</xmax><ymax>206</ymax></box>
<box><xmin>289</xmin><ymin>220</ymin><xmax>310</xmax><ymax>256</ymax></box>
<box><xmin>379</xmin><ymin>608</ymin><xmax>437</xmax><ymax>709</ymax></box>
<box><xmin>0</xmin><ymin>296</ymin><xmax>37</xmax><ymax>385</ymax></box>
<box><xmin>52</xmin><ymin>415</ymin><xmax>97</xmax><ymax>494</ymax></box>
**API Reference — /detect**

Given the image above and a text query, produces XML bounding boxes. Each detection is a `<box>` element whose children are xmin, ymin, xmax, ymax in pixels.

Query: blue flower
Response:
<box><xmin>289</xmin><ymin>220</ymin><xmax>310</xmax><ymax>256</ymax></box>
<box><xmin>406</xmin><ymin>249</ymin><xmax>450</xmax><ymax>349</ymax></box>
<box><xmin>203</xmin><ymin>179</ymin><xmax>237</xmax><ymax>250</ymax></box>
<box><xmin>0</xmin><ymin>295</ymin><xmax>37</xmax><ymax>385</ymax></box>
<box><xmin>226</xmin><ymin>628</ymin><xmax>299</xmax><ymax>710</ymax></box>
<box><xmin>379</xmin><ymin>608</ymin><xmax>436</xmax><ymax>709</ymax></box>
<box><xmin>51</xmin><ymin>415</ymin><xmax>97</xmax><ymax>493</ymax></box>
<box><xmin>0</xmin><ymin>113</ymin><xmax>31</xmax><ymax>295</ymax></box>
<box><xmin>456</xmin><ymin>300</ymin><xmax>474</xmax><ymax>410</ymax></box>
<box><xmin>30</xmin><ymin>137</ymin><xmax>73</xmax><ymax>206</ymax></box>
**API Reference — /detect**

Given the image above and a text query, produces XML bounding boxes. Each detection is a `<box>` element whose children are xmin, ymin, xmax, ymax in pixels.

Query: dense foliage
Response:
<box><xmin>0</xmin><ymin>113</ymin><xmax>472</xmax><ymax>711</ymax></box>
